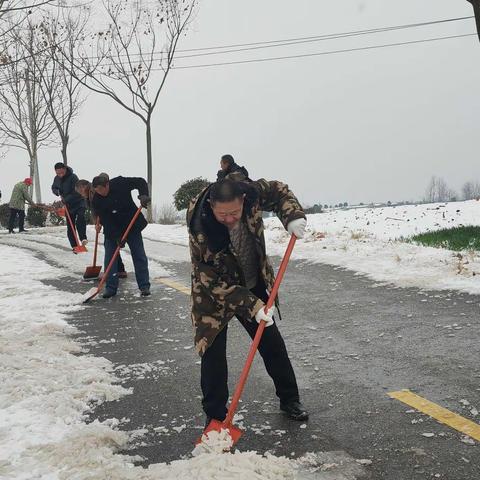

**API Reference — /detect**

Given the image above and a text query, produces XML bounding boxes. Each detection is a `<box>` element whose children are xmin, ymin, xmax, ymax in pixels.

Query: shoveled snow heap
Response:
<box><xmin>192</xmin><ymin>428</ymin><xmax>234</xmax><ymax>456</ymax></box>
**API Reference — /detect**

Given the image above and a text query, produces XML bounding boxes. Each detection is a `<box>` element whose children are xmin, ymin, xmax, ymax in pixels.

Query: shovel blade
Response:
<box><xmin>74</xmin><ymin>245</ymin><xmax>88</xmax><ymax>254</ymax></box>
<box><xmin>82</xmin><ymin>287</ymin><xmax>99</xmax><ymax>303</ymax></box>
<box><xmin>83</xmin><ymin>266</ymin><xmax>101</xmax><ymax>280</ymax></box>
<box><xmin>56</xmin><ymin>208</ymin><xmax>66</xmax><ymax>217</ymax></box>
<box><xmin>196</xmin><ymin>419</ymin><xmax>243</xmax><ymax>449</ymax></box>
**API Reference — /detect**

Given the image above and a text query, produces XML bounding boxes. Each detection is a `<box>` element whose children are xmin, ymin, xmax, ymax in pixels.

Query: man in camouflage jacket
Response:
<box><xmin>187</xmin><ymin>177</ymin><xmax>309</xmax><ymax>424</ymax></box>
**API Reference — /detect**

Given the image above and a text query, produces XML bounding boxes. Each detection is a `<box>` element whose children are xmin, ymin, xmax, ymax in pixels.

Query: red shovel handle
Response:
<box><xmin>92</xmin><ymin>218</ymin><xmax>100</xmax><ymax>267</ymax></box>
<box><xmin>224</xmin><ymin>234</ymin><xmax>297</xmax><ymax>426</ymax></box>
<box><xmin>64</xmin><ymin>204</ymin><xmax>82</xmax><ymax>248</ymax></box>
<box><xmin>96</xmin><ymin>207</ymin><xmax>143</xmax><ymax>293</ymax></box>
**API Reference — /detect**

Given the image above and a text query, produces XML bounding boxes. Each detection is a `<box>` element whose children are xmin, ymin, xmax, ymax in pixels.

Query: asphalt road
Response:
<box><xmin>2</xmin><ymin>233</ymin><xmax>479</xmax><ymax>479</ymax></box>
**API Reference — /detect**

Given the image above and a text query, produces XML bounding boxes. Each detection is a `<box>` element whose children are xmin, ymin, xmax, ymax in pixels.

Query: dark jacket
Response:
<box><xmin>216</xmin><ymin>162</ymin><xmax>250</xmax><ymax>182</ymax></box>
<box><xmin>92</xmin><ymin>176</ymin><xmax>149</xmax><ymax>240</ymax></box>
<box><xmin>187</xmin><ymin>178</ymin><xmax>305</xmax><ymax>356</ymax></box>
<box><xmin>51</xmin><ymin>167</ymin><xmax>84</xmax><ymax>209</ymax></box>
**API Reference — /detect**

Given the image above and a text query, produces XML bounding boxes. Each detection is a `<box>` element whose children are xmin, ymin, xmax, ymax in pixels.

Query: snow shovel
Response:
<box><xmin>82</xmin><ymin>206</ymin><xmax>143</xmax><ymax>303</ymax></box>
<box><xmin>83</xmin><ymin>219</ymin><xmax>102</xmax><ymax>279</ymax></box>
<box><xmin>64</xmin><ymin>205</ymin><xmax>87</xmax><ymax>254</ymax></box>
<box><xmin>199</xmin><ymin>234</ymin><xmax>298</xmax><ymax>449</ymax></box>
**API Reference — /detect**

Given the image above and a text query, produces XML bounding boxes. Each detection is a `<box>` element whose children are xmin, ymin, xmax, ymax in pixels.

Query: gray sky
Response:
<box><xmin>1</xmin><ymin>0</ymin><xmax>479</xmax><ymax>208</ymax></box>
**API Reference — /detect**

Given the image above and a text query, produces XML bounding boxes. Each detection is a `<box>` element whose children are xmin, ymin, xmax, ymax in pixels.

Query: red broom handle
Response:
<box><xmin>224</xmin><ymin>234</ymin><xmax>297</xmax><ymax>425</ymax></box>
<box><xmin>92</xmin><ymin>218</ymin><xmax>100</xmax><ymax>267</ymax></box>
<box><xmin>96</xmin><ymin>207</ymin><xmax>143</xmax><ymax>292</ymax></box>
<box><xmin>64</xmin><ymin>204</ymin><xmax>81</xmax><ymax>247</ymax></box>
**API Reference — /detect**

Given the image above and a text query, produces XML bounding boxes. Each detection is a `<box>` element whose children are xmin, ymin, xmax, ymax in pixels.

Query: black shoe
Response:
<box><xmin>8</xmin><ymin>230</ymin><xmax>15</xmax><ymax>234</ymax></box>
<box><xmin>140</xmin><ymin>288</ymin><xmax>151</xmax><ymax>297</ymax></box>
<box><xmin>102</xmin><ymin>290</ymin><xmax>117</xmax><ymax>299</ymax></box>
<box><xmin>280</xmin><ymin>401</ymin><xmax>309</xmax><ymax>421</ymax></box>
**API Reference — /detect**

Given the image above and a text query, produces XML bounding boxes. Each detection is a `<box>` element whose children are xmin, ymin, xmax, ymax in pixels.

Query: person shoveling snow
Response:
<box><xmin>187</xmin><ymin>178</ymin><xmax>309</xmax><ymax>439</ymax></box>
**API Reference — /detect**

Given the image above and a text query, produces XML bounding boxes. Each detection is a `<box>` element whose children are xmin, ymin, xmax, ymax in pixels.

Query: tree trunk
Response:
<box><xmin>145</xmin><ymin>115</ymin><xmax>153</xmax><ymax>223</ymax></box>
<box><xmin>32</xmin><ymin>151</ymin><xmax>42</xmax><ymax>203</ymax></box>
<box><xmin>472</xmin><ymin>1</ymin><xmax>480</xmax><ymax>43</ymax></box>
<box><xmin>25</xmin><ymin>69</ymin><xmax>42</xmax><ymax>203</ymax></box>
<box><xmin>61</xmin><ymin>140</ymin><xmax>68</xmax><ymax>166</ymax></box>
<box><xmin>62</xmin><ymin>145</ymin><xmax>68</xmax><ymax>166</ymax></box>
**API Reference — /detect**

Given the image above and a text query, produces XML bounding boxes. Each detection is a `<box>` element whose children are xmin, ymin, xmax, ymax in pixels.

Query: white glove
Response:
<box><xmin>255</xmin><ymin>306</ymin><xmax>274</xmax><ymax>327</ymax></box>
<box><xmin>287</xmin><ymin>218</ymin><xmax>307</xmax><ymax>239</ymax></box>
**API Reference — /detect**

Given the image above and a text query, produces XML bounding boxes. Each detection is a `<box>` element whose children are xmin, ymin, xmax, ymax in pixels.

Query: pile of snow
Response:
<box><xmin>191</xmin><ymin>428</ymin><xmax>234</xmax><ymax>456</ymax></box>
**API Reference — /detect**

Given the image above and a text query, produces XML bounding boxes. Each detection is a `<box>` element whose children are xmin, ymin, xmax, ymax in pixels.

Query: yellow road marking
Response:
<box><xmin>154</xmin><ymin>277</ymin><xmax>190</xmax><ymax>295</ymax></box>
<box><xmin>389</xmin><ymin>390</ymin><xmax>480</xmax><ymax>441</ymax></box>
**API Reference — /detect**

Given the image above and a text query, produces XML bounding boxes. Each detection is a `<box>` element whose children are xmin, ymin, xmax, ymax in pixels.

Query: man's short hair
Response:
<box><xmin>92</xmin><ymin>175</ymin><xmax>109</xmax><ymax>188</ymax></box>
<box><xmin>210</xmin><ymin>179</ymin><xmax>246</xmax><ymax>204</ymax></box>
<box><xmin>54</xmin><ymin>162</ymin><xmax>65</xmax><ymax>170</ymax></box>
<box><xmin>98</xmin><ymin>172</ymin><xmax>110</xmax><ymax>180</ymax></box>
<box><xmin>75</xmin><ymin>179</ymin><xmax>91</xmax><ymax>190</ymax></box>
<box><xmin>221</xmin><ymin>154</ymin><xmax>234</xmax><ymax>166</ymax></box>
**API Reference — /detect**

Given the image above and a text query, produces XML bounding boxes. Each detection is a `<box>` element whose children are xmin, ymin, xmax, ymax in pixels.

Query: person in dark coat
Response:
<box><xmin>91</xmin><ymin>175</ymin><xmax>151</xmax><ymax>298</ymax></box>
<box><xmin>216</xmin><ymin>154</ymin><xmax>251</xmax><ymax>182</ymax></box>
<box><xmin>51</xmin><ymin>162</ymin><xmax>87</xmax><ymax>250</ymax></box>
<box><xmin>76</xmin><ymin>178</ymin><xmax>127</xmax><ymax>278</ymax></box>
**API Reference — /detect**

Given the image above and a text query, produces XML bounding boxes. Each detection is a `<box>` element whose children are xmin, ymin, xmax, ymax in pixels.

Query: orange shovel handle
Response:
<box><xmin>224</xmin><ymin>234</ymin><xmax>297</xmax><ymax>426</ymax></box>
<box><xmin>92</xmin><ymin>218</ymin><xmax>100</xmax><ymax>267</ymax></box>
<box><xmin>95</xmin><ymin>207</ymin><xmax>143</xmax><ymax>293</ymax></box>
<box><xmin>64</xmin><ymin>204</ymin><xmax>82</xmax><ymax>248</ymax></box>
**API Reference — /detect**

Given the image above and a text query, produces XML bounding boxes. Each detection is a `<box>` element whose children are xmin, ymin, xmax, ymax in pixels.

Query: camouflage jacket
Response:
<box><xmin>9</xmin><ymin>182</ymin><xmax>33</xmax><ymax>210</ymax></box>
<box><xmin>187</xmin><ymin>178</ymin><xmax>305</xmax><ymax>356</ymax></box>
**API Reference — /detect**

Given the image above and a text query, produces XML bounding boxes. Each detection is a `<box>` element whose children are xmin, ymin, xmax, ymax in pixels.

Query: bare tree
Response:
<box><xmin>155</xmin><ymin>203</ymin><xmax>177</xmax><ymax>224</ymax></box>
<box><xmin>462</xmin><ymin>181</ymin><xmax>475</xmax><ymax>200</ymax></box>
<box><xmin>0</xmin><ymin>21</ymin><xmax>57</xmax><ymax>202</ymax></box>
<box><xmin>32</xmin><ymin>9</ymin><xmax>88</xmax><ymax>165</ymax></box>
<box><xmin>462</xmin><ymin>180</ymin><xmax>480</xmax><ymax>200</ymax></box>
<box><xmin>0</xmin><ymin>1</ymin><xmax>54</xmax><ymax>37</ymax></box>
<box><xmin>424</xmin><ymin>176</ymin><xmax>457</xmax><ymax>203</ymax></box>
<box><xmin>61</xmin><ymin>0</ymin><xmax>196</xmax><ymax>221</ymax></box>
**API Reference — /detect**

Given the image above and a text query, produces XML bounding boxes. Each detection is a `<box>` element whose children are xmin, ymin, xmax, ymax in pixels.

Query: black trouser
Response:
<box><xmin>201</xmin><ymin>281</ymin><xmax>300</xmax><ymax>421</ymax></box>
<box><xmin>118</xmin><ymin>254</ymin><xmax>126</xmax><ymax>272</ymax></box>
<box><xmin>8</xmin><ymin>208</ymin><xmax>25</xmax><ymax>232</ymax></box>
<box><xmin>66</xmin><ymin>205</ymin><xmax>86</xmax><ymax>248</ymax></box>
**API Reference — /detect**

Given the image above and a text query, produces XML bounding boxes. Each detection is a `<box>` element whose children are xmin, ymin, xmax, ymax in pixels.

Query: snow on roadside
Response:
<box><xmin>265</xmin><ymin>200</ymin><xmax>480</xmax><ymax>295</ymax></box>
<box><xmin>0</xmin><ymin>245</ymin><xmax>365</xmax><ymax>479</ymax></box>
<box><xmin>0</xmin><ymin>245</ymin><xmax>131</xmax><ymax>479</ymax></box>
<box><xmin>144</xmin><ymin>200</ymin><xmax>480</xmax><ymax>295</ymax></box>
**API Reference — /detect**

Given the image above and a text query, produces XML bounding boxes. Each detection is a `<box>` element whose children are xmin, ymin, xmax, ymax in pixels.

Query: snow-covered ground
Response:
<box><xmin>0</xmin><ymin>242</ymin><xmax>364</xmax><ymax>479</ymax></box>
<box><xmin>1</xmin><ymin>199</ymin><xmax>478</xmax><ymax>479</ymax></box>
<box><xmin>143</xmin><ymin>199</ymin><xmax>480</xmax><ymax>295</ymax></box>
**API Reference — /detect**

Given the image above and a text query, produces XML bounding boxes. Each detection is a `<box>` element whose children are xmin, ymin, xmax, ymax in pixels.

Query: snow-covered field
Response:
<box><xmin>143</xmin><ymin>199</ymin><xmax>480</xmax><ymax>295</ymax></box>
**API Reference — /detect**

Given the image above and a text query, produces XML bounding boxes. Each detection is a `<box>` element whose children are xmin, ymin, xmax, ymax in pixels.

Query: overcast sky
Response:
<box><xmin>1</xmin><ymin>0</ymin><xmax>479</xmax><ymax>209</ymax></box>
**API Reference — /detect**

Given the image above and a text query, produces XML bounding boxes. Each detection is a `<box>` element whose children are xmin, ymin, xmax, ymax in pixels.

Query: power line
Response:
<box><xmin>171</xmin><ymin>33</ymin><xmax>476</xmax><ymax>70</ymax></box>
<box><xmin>175</xmin><ymin>15</ymin><xmax>475</xmax><ymax>53</ymax></box>
<box><xmin>56</xmin><ymin>15</ymin><xmax>476</xmax><ymax>62</ymax></box>
<box><xmin>0</xmin><ymin>17</ymin><xmax>475</xmax><ymax>74</ymax></box>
